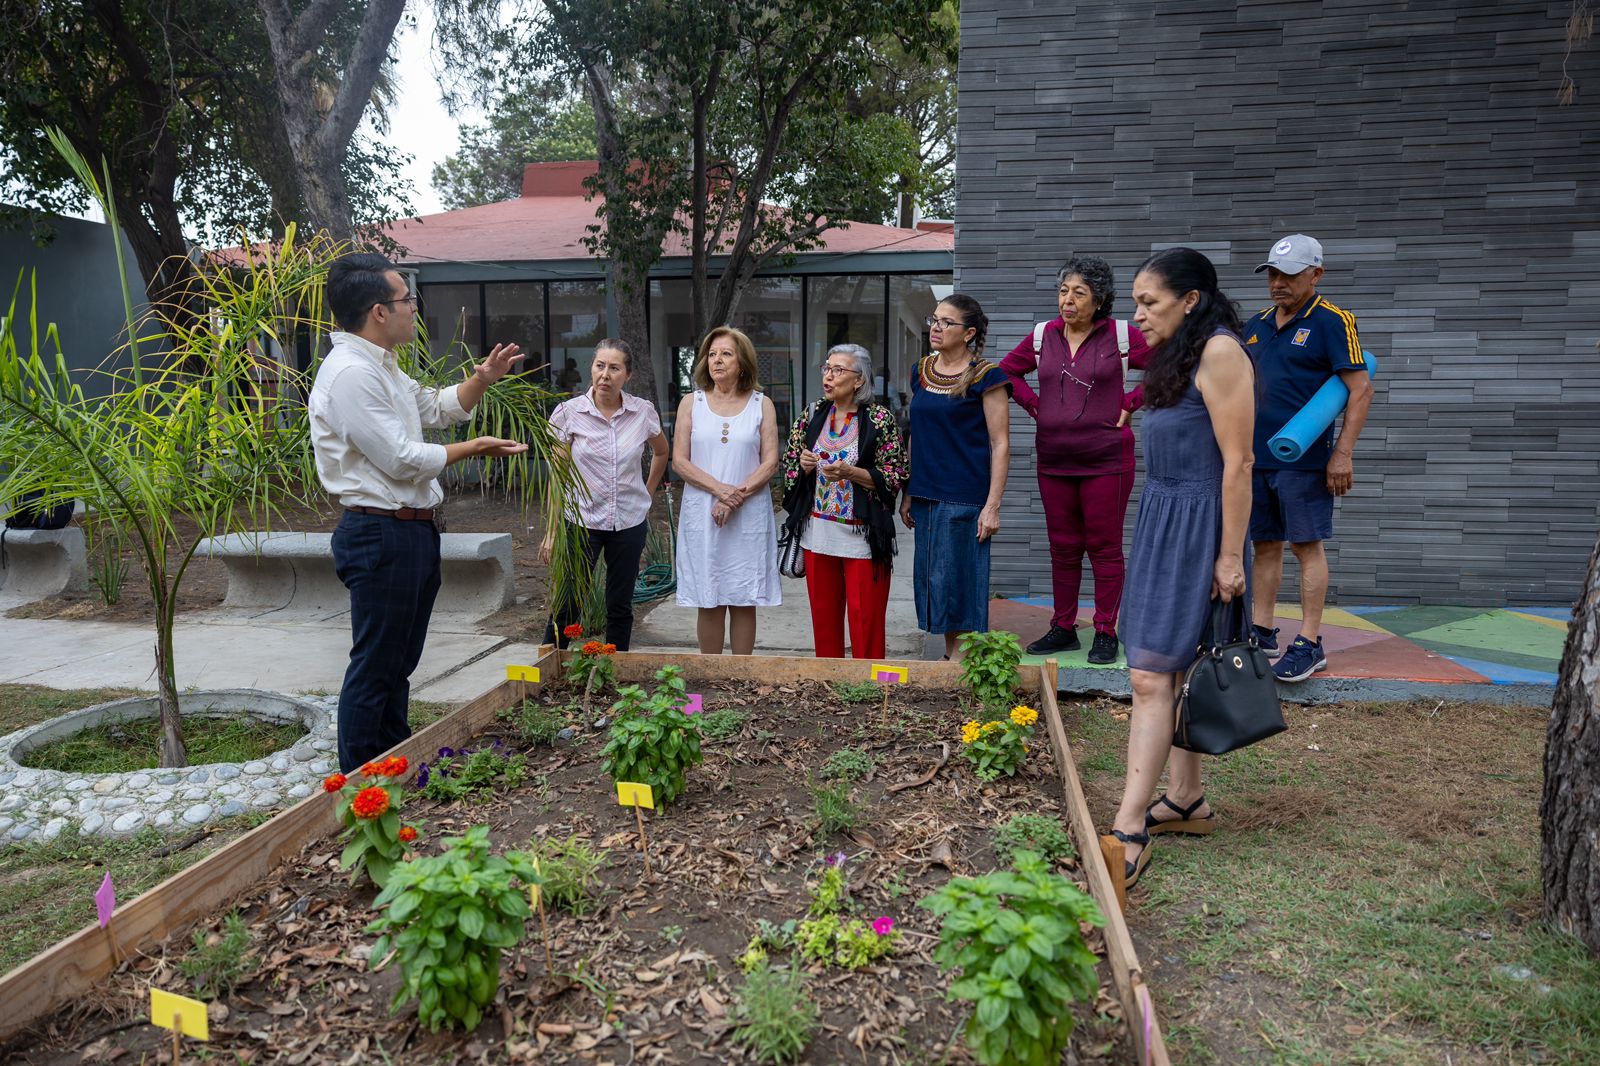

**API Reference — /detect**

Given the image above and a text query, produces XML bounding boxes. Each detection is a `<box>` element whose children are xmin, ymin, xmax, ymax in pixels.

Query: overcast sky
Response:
<box><xmin>386</xmin><ymin>5</ymin><xmax>478</xmax><ymax>218</ymax></box>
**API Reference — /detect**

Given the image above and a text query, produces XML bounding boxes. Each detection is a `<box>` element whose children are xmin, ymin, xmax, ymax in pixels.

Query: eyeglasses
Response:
<box><xmin>375</xmin><ymin>294</ymin><xmax>419</xmax><ymax>310</ymax></box>
<box><xmin>821</xmin><ymin>364</ymin><xmax>859</xmax><ymax>378</ymax></box>
<box><xmin>925</xmin><ymin>315</ymin><xmax>965</xmax><ymax>330</ymax></box>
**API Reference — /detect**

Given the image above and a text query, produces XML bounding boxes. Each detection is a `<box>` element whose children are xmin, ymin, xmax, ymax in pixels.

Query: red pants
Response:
<box><xmin>804</xmin><ymin>550</ymin><xmax>891</xmax><ymax>659</ymax></box>
<box><xmin>1038</xmin><ymin>470</ymin><xmax>1133</xmax><ymax>634</ymax></box>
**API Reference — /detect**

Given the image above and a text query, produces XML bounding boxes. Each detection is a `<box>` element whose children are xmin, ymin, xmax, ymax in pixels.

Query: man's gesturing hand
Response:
<box><xmin>473</xmin><ymin>436</ymin><xmax>528</xmax><ymax>457</ymax></box>
<box><xmin>472</xmin><ymin>343</ymin><xmax>525</xmax><ymax>384</ymax></box>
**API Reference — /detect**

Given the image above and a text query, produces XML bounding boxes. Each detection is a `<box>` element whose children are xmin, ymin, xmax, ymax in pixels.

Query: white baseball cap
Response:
<box><xmin>1254</xmin><ymin>234</ymin><xmax>1323</xmax><ymax>274</ymax></box>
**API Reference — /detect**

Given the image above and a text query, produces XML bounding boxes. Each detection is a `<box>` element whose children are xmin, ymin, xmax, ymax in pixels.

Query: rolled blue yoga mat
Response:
<box><xmin>1267</xmin><ymin>351</ymin><xmax>1378</xmax><ymax>463</ymax></box>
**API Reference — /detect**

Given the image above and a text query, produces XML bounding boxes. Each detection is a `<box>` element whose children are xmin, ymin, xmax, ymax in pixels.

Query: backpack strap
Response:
<box><xmin>1032</xmin><ymin>321</ymin><xmax>1047</xmax><ymax>354</ymax></box>
<box><xmin>1115</xmin><ymin>319</ymin><xmax>1130</xmax><ymax>378</ymax></box>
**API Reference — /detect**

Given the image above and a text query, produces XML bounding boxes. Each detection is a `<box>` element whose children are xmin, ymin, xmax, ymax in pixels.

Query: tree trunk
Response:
<box><xmin>609</xmin><ymin>258</ymin><xmax>655</xmax><ymax>405</ymax></box>
<box><xmin>1542</xmin><ymin>530</ymin><xmax>1600</xmax><ymax>953</ymax></box>
<box><xmin>153</xmin><ymin>590</ymin><xmax>188</xmax><ymax>768</ymax></box>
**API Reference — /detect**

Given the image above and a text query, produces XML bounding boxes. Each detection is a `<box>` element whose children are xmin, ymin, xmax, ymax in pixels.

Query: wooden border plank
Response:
<box><xmin>1037</xmin><ymin>666</ymin><xmax>1171</xmax><ymax>1066</ymax></box>
<box><xmin>0</xmin><ymin>650</ymin><xmax>555</xmax><ymax>1045</ymax></box>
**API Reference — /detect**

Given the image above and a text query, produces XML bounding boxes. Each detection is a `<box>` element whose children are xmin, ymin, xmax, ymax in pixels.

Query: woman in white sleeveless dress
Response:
<box><xmin>673</xmin><ymin>326</ymin><xmax>782</xmax><ymax>653</ymax></box>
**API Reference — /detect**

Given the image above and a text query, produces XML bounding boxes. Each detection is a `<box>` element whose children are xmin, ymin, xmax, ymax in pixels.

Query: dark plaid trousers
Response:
<box><xmin>331</xmin><ymin>509</ymin><xmax>441</xmax><ymax>772</ymax></box>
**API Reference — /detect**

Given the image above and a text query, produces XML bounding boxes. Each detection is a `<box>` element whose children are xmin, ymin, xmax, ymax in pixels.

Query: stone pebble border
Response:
<box><xmin>0</xmin><ymin>690</ymin><xmax>338</xmax><ymax>843</ymax></box>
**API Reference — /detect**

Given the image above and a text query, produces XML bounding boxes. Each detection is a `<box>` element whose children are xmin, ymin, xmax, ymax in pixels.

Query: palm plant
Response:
<box><xmin>0</xmin><ymin>132</ymin><xmax>585</xmax><ymax>767</ymax></box>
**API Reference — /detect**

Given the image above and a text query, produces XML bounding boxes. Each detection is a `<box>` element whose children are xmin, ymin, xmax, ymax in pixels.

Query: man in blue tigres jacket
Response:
<box><xmin>1242</xmin><ymin>234</ymin><xmax>1374</xmax><ymax>682</ymax></box>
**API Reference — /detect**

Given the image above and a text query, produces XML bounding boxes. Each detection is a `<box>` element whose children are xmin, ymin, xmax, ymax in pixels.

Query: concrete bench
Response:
<box><xmin>0</xmin><ymin>527</ymin><xmax>88</xmax><ymax>606</ymax></box>
<box><xmin>195</xmin><ymin>531</ymin><xmax>514</xmax><ymax>621</ymax></box>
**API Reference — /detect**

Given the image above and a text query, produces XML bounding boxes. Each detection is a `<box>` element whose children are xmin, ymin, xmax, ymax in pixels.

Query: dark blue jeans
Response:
<box><xmin>332</xmin><ymin>510</ymin><xmax>441</xmax><ymax>772</ymax></box>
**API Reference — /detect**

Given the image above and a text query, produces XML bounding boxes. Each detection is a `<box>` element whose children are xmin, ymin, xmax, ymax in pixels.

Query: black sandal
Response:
<box><xmin>1110</xmin><ymin>828</ymin><xmax>1153</xmax><ymax>889</ymax></box>
<box><xmin>1144</xmin><ymin>794</ymin><xmax>1216</xmax><ymax>837</ymax></box>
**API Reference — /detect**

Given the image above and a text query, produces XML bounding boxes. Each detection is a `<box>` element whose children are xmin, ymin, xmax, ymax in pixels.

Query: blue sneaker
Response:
<box><xmin>1273</xmin><ymin>635</ymin><xmax>1327</xmax><ymax>682</ymax></box>
<box><xmin>1251</xmin><ymin>624</ymin><xmax>1280</xmax><ymax>656</ymax></box>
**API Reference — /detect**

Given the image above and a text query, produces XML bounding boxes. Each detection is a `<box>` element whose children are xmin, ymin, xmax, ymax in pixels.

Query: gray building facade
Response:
<box><xmin>957</xmin><ymin>0</ymin><xmax>1600</xmax><ymax>607</ymax></box>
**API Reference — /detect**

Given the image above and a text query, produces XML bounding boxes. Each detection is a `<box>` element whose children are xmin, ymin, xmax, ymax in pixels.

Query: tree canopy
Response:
<box><xmin>433</xmin><ymin>85</ymin><xmax>598</xmax><ymax>210</ymax></box>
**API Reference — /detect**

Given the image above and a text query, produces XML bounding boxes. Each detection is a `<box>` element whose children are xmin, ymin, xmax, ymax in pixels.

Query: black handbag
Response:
<box><xmin>1172</xmin><ymin>598</ymin><xmax>1287</xmax><ymax>755</ymax></box>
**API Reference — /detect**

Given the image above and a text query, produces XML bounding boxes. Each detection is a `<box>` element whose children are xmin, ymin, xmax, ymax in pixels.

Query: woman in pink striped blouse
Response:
<box><xmin>541</xmin><ymin>339</ymin><xmax>669</xmax><ymax>650</ymax></box>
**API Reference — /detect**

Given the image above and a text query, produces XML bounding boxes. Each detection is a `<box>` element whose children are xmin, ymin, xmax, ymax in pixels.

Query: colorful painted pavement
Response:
<box><xmin>993</xmin><ymin>596</ymin><xmax>1569</xmax><ymax>686</ymax></box>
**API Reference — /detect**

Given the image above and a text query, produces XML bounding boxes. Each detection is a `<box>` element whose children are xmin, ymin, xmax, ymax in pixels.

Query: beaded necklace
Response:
<box><xmin>919</xmin><ymin>354</ymin><xmax>973</xmax><ymax>395</ymax></box>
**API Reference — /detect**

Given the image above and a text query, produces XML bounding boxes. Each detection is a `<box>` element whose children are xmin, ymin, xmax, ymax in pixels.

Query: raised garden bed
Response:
<box><xmin>0</xmin><ymin>652</ymin><xmax>1167</xmax><ymax>1064</ymax></box>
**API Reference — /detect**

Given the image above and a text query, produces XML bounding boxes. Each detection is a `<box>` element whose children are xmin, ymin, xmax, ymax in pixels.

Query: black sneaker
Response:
<box><xmin>1087</xmin><ymin>631</ymin><xmax>1119</xmax><ymax>665</ymax></box>
<box><xmin>1251</xmin><ymin>623</ymin><xmax>1280</xmax><ymax>656</ymax></box>
<box><xmin>1272</xmin><ymin>635</ymin><xmax>1328</xmax><ymax>682</ymax></box>
<box><xmin>1026</xmin><ymin>625</ymin><xmax>1080</xmax><ymax>655</ymax></box>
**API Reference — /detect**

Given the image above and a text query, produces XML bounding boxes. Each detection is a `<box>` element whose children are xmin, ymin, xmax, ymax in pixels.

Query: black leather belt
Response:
<box><xmin>345</xmin><ymin>505</ymin><xmax>436</xmax><ymax>521</ymax></box>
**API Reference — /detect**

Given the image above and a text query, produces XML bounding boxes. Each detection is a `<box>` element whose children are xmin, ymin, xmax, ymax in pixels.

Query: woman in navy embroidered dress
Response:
<box><xmin>1110</xmin><ymin>248</ymin><xmax>1256</xmax><ymax>890</ymax></box>
<box><xmin>900</xmin><ymin>294</ymin><xmax>1011</xmax><ymax>659</ymax></box>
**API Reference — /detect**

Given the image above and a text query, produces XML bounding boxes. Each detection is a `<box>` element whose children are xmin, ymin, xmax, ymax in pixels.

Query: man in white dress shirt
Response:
<box><xmin>311</xmin><ymin>253</ymin><xmax>527</xmax><ymax>772</ymax></box>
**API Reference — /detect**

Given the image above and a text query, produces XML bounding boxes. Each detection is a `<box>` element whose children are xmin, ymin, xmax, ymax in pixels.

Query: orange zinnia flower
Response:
<box><xmin>602</xmin><ymin>643</ymin><xmax>617</xmax><ymax>654</ymax></box>
<box><xmin>398</xmin><ymin>825</ymin><xmax>419</xmax><ymax>843</ymax></box>
<box><xmin>360</xmin><ymin>761</ymin><xmax>381</xmax><ymax>777</ymax></box>
<box><xmin>351</xmin><ymin>786</ymin><xmax>390</xmax><ymax>820</ymax></box>
<box><xmin>582</xmin><ymin>640</ymin><xmax>603</xmax><ymax>656</ymax></box>
<box><xmin>378</xmin><ymin>755</ymin><xmax>408</xmax><ymax>776</ymax></box>
<box><xmin>563</xmin><ymin>624</ymin><xmax>584</xmax><ymax>638</ymax></box>
<box><xmin>322</xmin><ymin>772</ymin><xmax>347</xmax><ymax>793</ymax></box>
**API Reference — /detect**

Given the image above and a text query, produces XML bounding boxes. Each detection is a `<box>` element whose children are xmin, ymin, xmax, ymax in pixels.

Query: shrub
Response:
<box><xmin>178</xmin><ymin>911</ymin><xmax>252</xmax><ymax>1000</ymax></box>
<box><xmin>326</xmin><ymin>755</ymin><xmax>415</xmax><ymax>888</ymax></box>
<box><xmin>527</xmin><ymin>834</ymin><xmax>609</xmax><ymax>916</ymax></box>
<box><xmin>918</xmin><ymin>851</ymin><xmax>1104</xmax><ymax>1066</ymax></box>
<box><xmin>500</xmin><ymin>699</ymin><xmax>565</xmax><ymax>746</ymax></box>
<box><xmin>958</xmin><ymin>631</ymin><xmax>1024</xmax><ymax>718</ymax></box>
<box><xmin>992</xmin><ymin>813</ymin><xmax>1076</xmax><ymax>866</ymax></box>
<box><xmin>731</xmin><ymin>962</ymin><xmax>818</xmax><ymax>1063</ymax></box>
<box><xmin>418</xmin><ymin>742</ymin><xmax>527</xmax><ymax>804</ymax></box>
<box><xmin>699</xmin><ymin>708</ymin><xmax>747</xmax><ymax>740</ymax></box>
<box><xmin>821</xmin><ymin>747</ymin><xmax>875</xmax><ymax>782</ymax></box>
<box><xmin>811</xmin><ymin>779</ymin><xmax>858</xmax><ymax>834</ymax></box>
<box><xmin>831</xmin><ymin>680</ymin><xmax>882</xmax><ymax>705</ymax></box>
<box><xmin>600</xmin><ymin>665</ymin><xmax>703</xmax><ymax>807</ymax></box>
<box><xmin>958</xmin><ymin>705</ymin><xmax>1039</xmax><ymax>781</ymax></box>
<box><xmin>368</xmin><ymin>826</ymin><xmax>539</xmax><ymax>1032</ymax></box>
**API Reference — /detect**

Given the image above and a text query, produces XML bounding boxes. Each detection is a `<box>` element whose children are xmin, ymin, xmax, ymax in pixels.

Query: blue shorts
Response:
<box><xmin>1249</xmin><ymin>469</ymin><xmax>1333</xmax><ymax>544</ymax></box>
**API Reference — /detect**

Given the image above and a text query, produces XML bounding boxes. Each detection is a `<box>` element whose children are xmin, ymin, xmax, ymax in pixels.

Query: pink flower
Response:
<box><xmin>872</xmin><ymin>916</ymin><xmax>894</xmax><ymax>936</ymax></box>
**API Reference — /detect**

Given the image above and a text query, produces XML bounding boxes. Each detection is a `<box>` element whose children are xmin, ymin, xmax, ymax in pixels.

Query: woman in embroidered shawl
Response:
<box><xmin>778</xmin><ymin>344</ymin><xmax>908</xmax><ymax>659</ymax></box>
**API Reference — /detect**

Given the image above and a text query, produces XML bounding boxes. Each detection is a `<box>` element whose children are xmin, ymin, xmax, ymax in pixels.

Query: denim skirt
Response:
<box><xmin>911</xmin><ymin>498</ymin><xmax>990</xmax><ymax>634</ymax></box>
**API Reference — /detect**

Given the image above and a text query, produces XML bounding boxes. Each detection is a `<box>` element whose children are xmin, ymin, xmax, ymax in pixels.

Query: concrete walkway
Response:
<box><xmin>0</xmin><ymin>579</ymin><xmax>1566</xmax><ymax>708</ymax></box>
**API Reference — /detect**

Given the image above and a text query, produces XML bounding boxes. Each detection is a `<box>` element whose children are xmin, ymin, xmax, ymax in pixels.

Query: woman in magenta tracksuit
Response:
<box><xmin>1000</xmin><ymin>255</ymin><xmax>1150</xmax><ymax>664</ymax></box>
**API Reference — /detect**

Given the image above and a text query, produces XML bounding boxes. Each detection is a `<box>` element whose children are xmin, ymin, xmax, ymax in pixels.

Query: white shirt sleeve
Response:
<box><xmin>410</xmin><ymin>377</ymin><xmax>470</xmax><ymax>430</ymax></box>
<box><xmin>326</xmin><ymin>365</ymin><xmax>450</xmax><ymax>484</ymax></box>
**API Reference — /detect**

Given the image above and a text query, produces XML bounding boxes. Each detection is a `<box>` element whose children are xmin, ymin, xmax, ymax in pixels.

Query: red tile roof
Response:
<box><xmin>385</xmin><ymin>162</ymin><xmax>953</xmax><ymax>266</ymax></box>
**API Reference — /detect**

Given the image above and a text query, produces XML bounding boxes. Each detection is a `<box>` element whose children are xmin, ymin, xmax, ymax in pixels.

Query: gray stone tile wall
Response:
<box><xmin>957</xmin><ymin>0</ymin><xmax>1600</xmax><ymax>608</ymax></box>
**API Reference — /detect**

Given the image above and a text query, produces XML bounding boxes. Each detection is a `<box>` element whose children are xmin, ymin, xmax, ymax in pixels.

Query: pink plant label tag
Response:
<box><xmin>871</xmin><ymin>664</ymin><xmax>908</xmax><ymax>685</ymax></box>
<box><xmin>683</xmin><ymin>693</ymin><xmax>703</xmax><ymax>715</ymax></box>
<box><xmin>95</xmin><ymin>872</ymin><xmax>116</xmax><ymax>928</ymax></box>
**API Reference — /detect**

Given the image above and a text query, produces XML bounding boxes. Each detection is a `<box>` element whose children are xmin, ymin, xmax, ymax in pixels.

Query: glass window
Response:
<box><xmin>732</xmin><ymin>276</ymin><xmax>801</xmax><ymax>431</ymax></box>
<box><xmin>648</xmin><ymin>279</ymin><xmax>697</xmax><ymax>424</ymax></box>
<box><xmin>549</xmin><ymin>281</ymin><xmax>606</xmax><ymax>396</ymax></box>
<box><xmin>484</xmin><ymin>282</ymin><xmax>547</xmax><ymax>384</ymax></box>
<box><xmin>888</xmin><ymin>274</ymin><xmax>950</xmax><ymax>420</ymax></box>
<box><xmin>805</xmin><ymin>275</ymin><xmax>885</xmax><ymax>410</ymax></box>
<box><xmin>419</xmin><ymin>283</ymin><xmax>482</xmax><ymax>371</ymax></box>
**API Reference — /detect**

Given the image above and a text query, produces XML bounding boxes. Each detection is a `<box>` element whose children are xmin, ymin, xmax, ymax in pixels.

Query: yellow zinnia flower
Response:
<box><xmin>1010</xmin><ymin>705</ymin><xmax>1039</xmax><ymax>727</ymax></box>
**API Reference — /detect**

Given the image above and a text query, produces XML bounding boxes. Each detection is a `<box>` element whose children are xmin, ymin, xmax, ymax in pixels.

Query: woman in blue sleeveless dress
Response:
<box><xmin>1110</xmin><ymin>248</ymin><xmax>1256</xmax><ymax>889</ymax></box>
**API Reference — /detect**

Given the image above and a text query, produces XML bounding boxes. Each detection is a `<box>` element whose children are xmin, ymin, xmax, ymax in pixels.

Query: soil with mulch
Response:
<box><xmin>5</xmin><ymin>679</ymin><xmax>1130</xmax><ymax>1065</ymax></box>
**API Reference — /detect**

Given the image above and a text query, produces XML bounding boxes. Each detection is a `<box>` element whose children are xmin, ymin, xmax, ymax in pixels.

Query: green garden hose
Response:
<box><xmin>633</xmin><ymin>481</ymin><xmax>677</xmax><ymax>603</ymax></box>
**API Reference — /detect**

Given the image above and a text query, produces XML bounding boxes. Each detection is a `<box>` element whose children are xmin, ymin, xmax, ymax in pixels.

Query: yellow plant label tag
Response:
<box><xmin>871</xmin><ymin>664</ymin><xmax>908</xmax><ymax>685</ymax></box>
<box><xmin>530</xmin><ymin>858</ymin><xmax>542</xmax><ymax>908</ymax></box>
<box><xmin>150</xmin><ymin>987</ymin><xmax>209</xmax><ymax>1040</ymax></box>
<box><xmin>616</xmin><ymin>781</ymin><xmax>655</xmax><ymax>810</ymax></box>
<box><xmin>506</xmin><ymin>664</ymin><xmax>541</xmax><ymax>683</ymax></box>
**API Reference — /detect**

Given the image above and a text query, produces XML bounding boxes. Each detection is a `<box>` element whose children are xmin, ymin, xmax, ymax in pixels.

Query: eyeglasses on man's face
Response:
<box><xmin>376</xmin><ymin>294</ymin><xmax>419</xmax><ymax>310</ymax></box>
<box><xmin>821</xmin><ymin>364</ymin><xmax>860</xmax><ymax>378</ymax></box>
<box><xmin>925</xmin><ymin>315</ymin><xmax>964</xmax><ymax>330</ymax></box>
